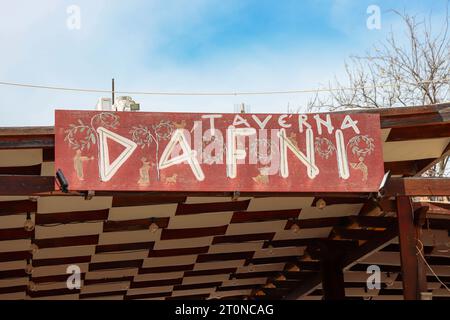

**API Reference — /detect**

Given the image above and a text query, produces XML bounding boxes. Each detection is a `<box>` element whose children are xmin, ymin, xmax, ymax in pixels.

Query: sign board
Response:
<box><xmin>55</xmin><ymin>110</ymin><xmax>385</xmax><ymax>192</ymax></box>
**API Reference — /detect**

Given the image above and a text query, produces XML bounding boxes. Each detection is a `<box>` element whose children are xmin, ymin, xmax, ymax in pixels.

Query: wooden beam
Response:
<box><xmin>396</xmin><ymin>196</ymin><xmax>428</xmax><ymax>300</ymax></box>
<box><xmin>0</xmin><ymin>176</ymin><xmax>55</xmax><ymax>195</ymax></box>
<box><xmin>358</xmin><ymin>198</ymin><xmax>396</xmax><ymax>216</ymax></box>
<box><xmin>414</xmin><ymin>201</ymin><xmax>450</xmax><ymax>216</ymax></box>
<box><xmin>426</xmin><ymin>218</ymin><xmax>450</xmax><ymax>230</ymax></box>
<box><xmin>0</xmin><ymin>200</ymin><xmax>37</xmax><ymax>215</ymax></box>
<box><xmin>384</xmin><ymin>159</ymin><xmax>436</xmax><ymax>176</ymax></box>
<box><xmin>285</xmin><ymin>227</ymin><xmax>398</xmax><ymax>300</ymax></box>
<box><xmin>0</xmin><ymin>175</ymin><xmax>446</xmax><ymax>200</ymax></box>
<box><xmin>0</xmin><ymin>175</ymin><xmax>369</xmax><ymax>198</ymax></box>
<box><xmin>333</xmin><ymin>103</ymin><xmax>450</xmax><ymax>128</ymax></box>
<box><xmin>283</xmin><ymin>271</ymin><xmax>320</xmax><ymax>281</ymax></box>
<box><xmin>264</xmin><ymin>238</ymin><xmax>359</xmax><ymax>250</ymax></box>
<box><xmin>332</xmin><ymin>227</ymin><xmax>387</xmax><ymax>241</ymax></box>
<box><xmin>0</xmin><ymin>164</ymin><xmax>41</xmax><ymax>175</ymax></box>
<box><xmin>382</xmin><ymin>243</ymin><xmax>434</xmax><ymax>255</ymax></box>
<box><xmin>385</xmin><ymin>177</ymin><xmax>450</xmax><ymax>196</ymax></box>
<box><xmin>341</xmin><ymin>226</ymin><xmax>398</xmax><ymax>269</ymax></box>
<box><xmin>0</xmin><ymin>126</ymin><xmax>54</xmax><ymax>136</ymax></box>
<box><xmin>285</xmin><ymin>217</ymin><xmax>347</xmax><ymax>230</ymax></box>
<box><xmin>348</xmin><ymin>215</ymin><xmax>397</xmax><ymax>228</ymax></box>
<box><xmin>111</xmin><ymin>194</ymin><xmax>186</xmax><ymax>207</ymax></box>
<box><xmin>416</xmin><ymin>142</ymin><xmax>450</xmax><ymax>177</ymax></box>
<box><xmin>311</xmin><ymin>197</ymin><xmax>365</xmax><ymax>206</ymax></box>
<box><xmin>350</xmin><ymin>264</ymin><xmax>401</xmax><ymax>273</ymax></box>
<box><xmin>284</xmin><ymin>273</ymin><xmax>322</xmax><ymax>300</ymax></box>
<box><xmin>0</xmin><ymin>135</ymin><xmax>54</xmax><ymax>149</ymax></box>
<box><xmin>36</xmin><ymin>209</ymin><xmax>110</xmax><ymax>225</ymax></box>
<box><xmin>380</xmin><ymin>107</ymin><xmax>450</xmax><ymax>128</ymax></box>
<box><xmin>98</xmin><ymin>190</ymin><xmax>371</xmax><ymax>198</ymax></box>
<box><xmin>333</xmin><ymin>103</ymin><xmax>449</xmax><ymax>116</ymax></box>
<box><xmin>42</xmin><ymin>147</ymin><xmax>55</xmax><ymax>162</ymax></box>
<box><xmin>386</xmin><ymin>123</ymin><xmax>450</xmax><ymax>141</ymax></box>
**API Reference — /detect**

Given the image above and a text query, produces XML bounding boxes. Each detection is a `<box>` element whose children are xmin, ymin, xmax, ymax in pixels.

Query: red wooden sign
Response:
<box><xmin>55</xmin><ymin>110</ymin><xmax>384</xmax><ymax>192</ymax></box>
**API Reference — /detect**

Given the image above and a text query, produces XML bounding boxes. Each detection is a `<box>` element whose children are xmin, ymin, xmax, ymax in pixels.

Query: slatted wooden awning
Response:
<box><xmin>0</xmin><ymin>104</ymin><xmax>449</xmax><ymax>300</ymax></box>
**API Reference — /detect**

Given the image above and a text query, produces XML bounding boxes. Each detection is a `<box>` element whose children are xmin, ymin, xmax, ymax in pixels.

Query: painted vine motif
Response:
<box><xmin>315</xmin><ymin>137</ymin><xmax>336</xmax><ymax>159</ymax></box>
<box><xmin>313</xmin><ymin>134</ymin><xmax>375</xmax><ymax>181</ymax></box>
<box><xmin>64</xmin><ymin>112</ymin><xmax>120</xmax><ymax>181</ymax></box>
<box><xmin>347</xmin><ymin>135</ymin><xmax>375</xmax><ymax>181</ymax></box>
<box><xmin>129</xmin><ymin>120</ymin><xmax>174</xmax><ymax>183</ymax></box>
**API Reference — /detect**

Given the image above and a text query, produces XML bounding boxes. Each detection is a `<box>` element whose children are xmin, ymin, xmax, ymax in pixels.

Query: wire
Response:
<box><xmin>37</xmin><ymin>220</ymin><xmax>104</xmax><ymax>227</ymax></box>
<box><xmin>416</xmin><ymin>239</ymin><xmax>450</xmax><ymax>293</ymax></box>
<box><xmin>1</xmin><ymin>78</ymin><xmax>450</xmax><ymax>96</ymax></box>
<box><xmin>97</xmin><ymin>249</ymin><xmax>149</xmax><ymax>255</ymax></box>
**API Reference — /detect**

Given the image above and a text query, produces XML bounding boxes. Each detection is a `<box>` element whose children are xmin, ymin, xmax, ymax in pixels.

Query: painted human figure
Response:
<box><xmin>252</xmin><ymin>167</ymin><xmax>270</xmax><ymax>185</ymax></box>
<box><xmin>73</xmin><ymin>149</ymin><xmax>93</xmax><ymax>180</ymax></box>
<box><xmin>138</xmin><ymin>157</ymin><xmax>151</xmax><ymax>185</ymax></box>
<box><xmin>351</xmin><ymin>157</ymin><xmax>368</xmax><ymax>181</ymax></box>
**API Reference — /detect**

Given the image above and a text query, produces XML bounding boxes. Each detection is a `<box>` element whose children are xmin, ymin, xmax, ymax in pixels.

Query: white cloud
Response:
<box><xmin>3</xmin><ymin>0</ymin><xmax>444</xmax><ymax>126</ymax></box>
<box><xmin>0</xmin><ymin>1</ymin><xmax>352</xmax><ymax>126</ymax></box>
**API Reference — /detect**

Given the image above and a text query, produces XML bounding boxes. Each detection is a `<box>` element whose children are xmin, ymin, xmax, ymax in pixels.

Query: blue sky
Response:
<box><xmin>0</xmin><ymin>0</ymin><xmax>447</xmax><ymax>125</ymax></box>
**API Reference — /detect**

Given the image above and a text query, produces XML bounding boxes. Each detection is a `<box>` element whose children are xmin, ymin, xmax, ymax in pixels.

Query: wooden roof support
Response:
<box><xmin>0</xmin><ymin>176</ymin><xmax>55</xmax><ymax>195</ymax></box>
<box><xmin>358</xmin><ymin>197</ymin><xmax>396</xmax><ymax>216</ymax></box>
<box><xmin>413</xmin><ymin>201</ymin><xmax>450</xmax><ymax>216</ymax></box>
<box><xmin>0</xmin><ymin>127</ymin><xmax>54</xmax><ymax>136</ymax></box>
<box><xmin>0</xmin><ymin>135</ymin><xmax>54</xmax><ymax>149</ymax></box>
<box><xmin>2</xmin><ymin>176</ymin><xmax>442</xmax><ymax>198</ymax></box>
<box><xmin>0</xmin><ymin>126</ymin><xmax>54</xmax><ymax>150</ymax></box>
<box><xmin>384</xmin><ymin>158</ymin><xmax>437</xmax><ymax>176</ymax></box>
<box><xmin>332</xmin><ymin>103</ymin><xmax>449</xmax><ymax>125</ymax></box>
<box><xmin>416</xmin><ymin>142</ymin><xmax>450</xmax><ymax>177</ymax></box>
<box><xmin>283</xmin><ymin>273</ymin><xmax>322</xmax><ymax>300</ymax></box>
<box><xmin>285</xmin><ymin>224</ymin><xmax>398</xmax><ymax>300</ymax></box>
<box><xmin>0</xmin><ymin>175</ymin><xmax>372</xmax><ymax>197</ymax></box>
<box><xmin>386</xmin><ymin>123</ymin><xmax>450</xmax><ymax>141</ymax></box>
<box><xmin>396</xmin><ymin>196</ymin><xmax>428</xmax><ymax>300</ymax></box>
<box><xmin>385</xmin><ymin>177</ymin><xmax>450</xmax><ymax>197</ymax></box>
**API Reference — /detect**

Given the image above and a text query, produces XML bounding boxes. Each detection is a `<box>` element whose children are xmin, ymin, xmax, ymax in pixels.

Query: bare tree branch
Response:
<box><xmin>306</xmin><ymin>7</ymin><xmax>450</xmax><ymax>178</ymax></box>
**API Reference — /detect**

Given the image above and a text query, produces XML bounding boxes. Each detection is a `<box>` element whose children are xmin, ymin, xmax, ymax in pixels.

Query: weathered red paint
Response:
<box><xmin>55</xmin><ymin>110</ymin><xmax>384</xmax><ymax>192</ymax></box>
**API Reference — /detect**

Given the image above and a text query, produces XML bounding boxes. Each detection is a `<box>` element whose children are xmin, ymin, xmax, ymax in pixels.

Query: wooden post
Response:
<box><xmin>396</xmin><ymin>196</ymin><xmax>428</xmax><ymax>300</ymax></box>
<box><xmin>317</xmin><ymin>242</ymin><xmax>346</xmax><ymax>300</ymax></box>
<box><xmin>414</xmin><ymin>206</ymin><xmax>429</xmax><ymax>297</ymax></box>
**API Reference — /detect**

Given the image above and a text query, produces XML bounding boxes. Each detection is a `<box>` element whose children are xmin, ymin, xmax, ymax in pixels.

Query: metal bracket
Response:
<box><xmin>377</xmin><ymin>170</ymin><xmax>391</xmax><ymax>199</ymax></box>
<box><xmin>84</xmin><ymin>190</ymin><xmax>95</xmax><ymax>200</ymax></box>
<box><xmin>55</xmin><ymin>169</ymin><xmax>69</xmax><ymax>193</ymax></box>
